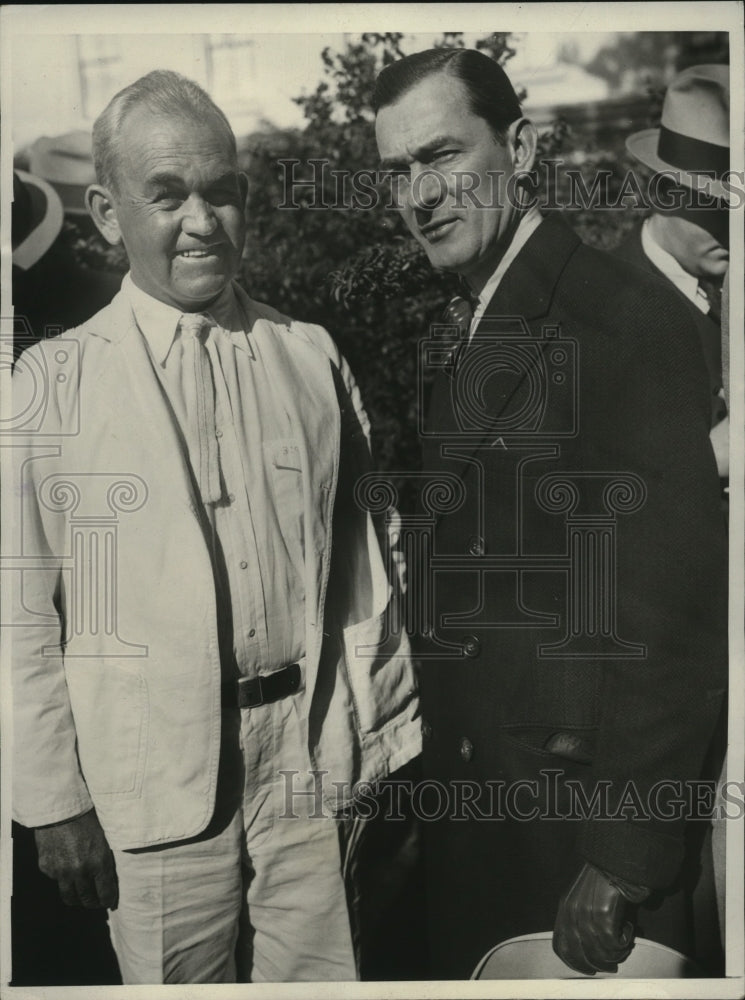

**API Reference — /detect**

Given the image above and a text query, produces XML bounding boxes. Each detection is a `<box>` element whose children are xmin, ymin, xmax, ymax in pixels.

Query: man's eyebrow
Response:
<box><xmin>144</xmin><ymin>171</ymin><xmax>187</xmax><ymax>191</ymax></box>
<box><xmin>379</xmin><ymin>136</ymin><xmax>459</xmax><ymax>170</ymax></box>
<box><xmin>144</xmin><ymin>171</ymin><xmax>237</xmax><ymax>190</ymax></box>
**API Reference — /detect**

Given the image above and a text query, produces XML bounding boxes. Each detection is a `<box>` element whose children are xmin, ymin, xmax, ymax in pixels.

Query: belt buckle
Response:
<box><xmin>240</xmin><ymin>676</ymin><xmax>264</xmax><ymax>709</ymax></box>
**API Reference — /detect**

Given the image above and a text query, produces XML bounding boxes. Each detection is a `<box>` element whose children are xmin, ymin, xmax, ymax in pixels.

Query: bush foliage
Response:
<box><xmin>64</xmin><ymin>31</ymin><xmax>724</xmax><ymax>507</ymax></box>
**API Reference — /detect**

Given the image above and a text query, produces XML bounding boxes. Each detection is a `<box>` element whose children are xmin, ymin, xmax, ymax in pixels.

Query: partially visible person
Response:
<box><xmin>620</xmin><ymin>68</ymin><xmax>732</xmax><ymax>959</ymax></box>
<box><xmin>616</xmin><ymin>65</ymin><xmax>730</xmax><ymax>446</ymax></box>
<box><xmin>12</xmin><ymin>169</ymin><xmax>121</xmax><ymax>360</ymax></box>
<box><xmin>711</xmin><ymin>261</ymin><xmax>730</xmax><ymax>946</ymax></box>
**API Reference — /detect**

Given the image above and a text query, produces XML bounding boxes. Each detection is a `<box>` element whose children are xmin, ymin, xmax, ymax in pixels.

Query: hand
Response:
<box><xmin>34</xmin><ymin>808</ymin><xmax>118</xmax><ymax>909</ymax></box>
<box><xmin>552</xmin><ymin>862</ymin><xmax>643</xmax><ymax>975</ymax></box>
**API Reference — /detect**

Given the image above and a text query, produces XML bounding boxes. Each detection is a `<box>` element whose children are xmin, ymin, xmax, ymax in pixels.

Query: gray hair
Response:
<box><xmin>91</xmin><ymin>69</ymin><xmax>237</xmax><ymax>193</ymax></box>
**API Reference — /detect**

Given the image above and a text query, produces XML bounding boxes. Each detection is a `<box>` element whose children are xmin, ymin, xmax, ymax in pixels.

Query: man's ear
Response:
<box><xmin>507</xmin><ymin>118</ymin><xmax>538</xmax><ymax>174</ymax></box>
<box><xmin>85</xmin><ymin>184</ymin><xmax>123</xmax><ymax>246</ymax></box>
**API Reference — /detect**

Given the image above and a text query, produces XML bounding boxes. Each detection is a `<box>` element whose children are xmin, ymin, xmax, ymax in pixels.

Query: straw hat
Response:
<box><xmin>27</xmin><ymin>130</ymin><xmax>97</xmax><ymax>215</ymax></box>
<box><xmin>12</xmin><ymin>170</ymin><xmax>64</xmax><ymax>271</ymax></box>
<box><xmin>626</xmin><ymin>64</ymin><xmax>729</xmax><ymax>199</ymax></box>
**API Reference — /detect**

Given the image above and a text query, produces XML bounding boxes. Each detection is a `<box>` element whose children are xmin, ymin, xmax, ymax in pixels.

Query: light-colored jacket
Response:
<box><xmin>11</xmin><ymin>284</ymin><xmax>420</xmax><ymax>850</ymax></box>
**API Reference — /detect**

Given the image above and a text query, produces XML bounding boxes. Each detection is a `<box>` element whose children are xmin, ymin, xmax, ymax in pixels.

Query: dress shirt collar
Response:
<box><xmin>468</xmin><ymin>207</ymin><xmax>544</xmax><ymax>336</ymax></box>
<box><xmin>122</xmin><ymin>273</ymin><xmax>252</xmax><ymax>363</ymax></box>
<box><xmin>640</xmin><ymin>218</ymin><xmax>709</xmax><ymax>314</ymax></box>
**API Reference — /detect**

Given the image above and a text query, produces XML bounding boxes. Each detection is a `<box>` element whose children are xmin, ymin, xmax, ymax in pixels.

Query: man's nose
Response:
<box><xmin>181</xmin><ymin>194</ymin><xmax>218</xmax><ymax>236</ymax></box>
<box><xmin>409</xmin><ymin>167</ymin><xmax>447</xmax><ymax>212</ymax></box>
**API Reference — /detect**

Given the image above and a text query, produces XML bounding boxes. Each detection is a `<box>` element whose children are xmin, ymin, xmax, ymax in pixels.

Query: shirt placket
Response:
<box><xmin>207</xmin><ymin>334</ymin><xmax>270</xmax><ymax>678</ymax></box>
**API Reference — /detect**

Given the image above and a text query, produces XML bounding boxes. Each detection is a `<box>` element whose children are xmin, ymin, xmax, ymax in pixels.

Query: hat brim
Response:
<box><xmin>473</xmin><ymin>932</ymin><xmax>701</xmax><ymax>980</ymax></box>
<box><xmin>626</xmin><ymin>128</ymin><xmax>726</xmax><ymax>199</ymax></box>
<box><xmin>12</xmin><ymin>170</ymin><xmax>64</xmax><ymax>270</ymax></box>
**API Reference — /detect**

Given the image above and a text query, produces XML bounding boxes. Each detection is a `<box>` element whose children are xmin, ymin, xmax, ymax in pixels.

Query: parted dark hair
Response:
<box><xmin>372</xmin><ymin>48</ymin><xmax>523</xmax><ymax>142</ymax></box>
<box><xmin>92</xmin><ymin>69</ymin><xmax>237</xmax><ymax>193</ymax></box>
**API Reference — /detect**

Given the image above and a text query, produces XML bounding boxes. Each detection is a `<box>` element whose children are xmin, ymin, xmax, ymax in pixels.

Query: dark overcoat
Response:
<box><xmin>613</xmin><ymin>221</ymin><xmax>725</xmax><ymax>426</ymax></box>
<box><xmin>417</xmin><ymin>213</ymin><xmax>728</xmax><ymax>978</ymax></box>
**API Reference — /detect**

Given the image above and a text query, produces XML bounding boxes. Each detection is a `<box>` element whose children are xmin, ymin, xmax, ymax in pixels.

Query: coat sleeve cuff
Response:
<box><xmin>577</xmin><ymin>818</ymin><xmax>684</xmax><ymax>889</ymax></box>
<box><xmin>13</xmin><ymin>787</ymin><xmax>94</xmax><ymax>831</ymax></box>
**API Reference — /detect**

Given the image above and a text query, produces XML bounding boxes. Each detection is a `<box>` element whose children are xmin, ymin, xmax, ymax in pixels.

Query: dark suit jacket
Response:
<box><xmin>419</xmin><ymin>213</ymin><xmax>728</xmax><ymax>977</ymax></box>
<box><xmin>614</xmin><ymin>221</ymin><xmax>725</xmax><ymax>426</ymax></box>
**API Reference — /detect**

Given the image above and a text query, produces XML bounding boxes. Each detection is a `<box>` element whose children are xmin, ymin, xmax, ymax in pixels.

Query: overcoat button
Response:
<box><xmin>462</xmin><ymin>635</ymin><xmax>481</xmax><ymax>658</ymax></box>
<box><xmin>460</xmin><ymin>737</ymin><xmax>474</xmax><ymax>762</ymax></box>
<box><xmin>422</xmin><ymin>720</ymin><xmax>433</xmax><ymax>740</ymax></box>
<box><xmin>468</xmin><ymin>535</ymin><xmax>485</xmax><ymax>556</ymax></box>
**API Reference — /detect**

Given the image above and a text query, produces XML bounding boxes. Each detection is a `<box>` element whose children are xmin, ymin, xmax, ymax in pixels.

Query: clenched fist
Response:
<box><xmin>552</xmin><ymin>862</ymin><xmax>649</xmax><ymax>975</ymax></box>
<box><xmin>34</xmin><ymin>808</ymin><xmax>118</xmax><ymax>910</ymax></box>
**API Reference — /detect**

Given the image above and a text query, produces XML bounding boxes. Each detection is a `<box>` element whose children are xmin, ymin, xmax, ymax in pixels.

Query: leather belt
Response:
<box><xmin>222</xmin><ymin>663</ymin><xmax>302</xmax><ymax>709</ymax></box>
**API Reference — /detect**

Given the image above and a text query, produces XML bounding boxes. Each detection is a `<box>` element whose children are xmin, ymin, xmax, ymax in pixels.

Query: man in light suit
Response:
<box><xmin>11</xmin><ymin>70</ymin><xmax>420</xmax><ymax>984</ymax></box>
<box><xmin>373</xmin><ymin>48</ymin><xmax>727</xmax><ymax>978</ymax></box>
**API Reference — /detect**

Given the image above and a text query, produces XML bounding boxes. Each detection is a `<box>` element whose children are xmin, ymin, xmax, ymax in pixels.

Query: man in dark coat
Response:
<box><xmin>373</xmin><ymin>48</ymin><xmax>727</xmax><ymax>980</ymax></box>
<box><xmin>615</xmin><ymin>65</ymin><xmax>730</xmax><ymax>448</ymax></box>
<box><xmin>617</xmin><ymin>64</ymin><xmax>732</xmax><ymax>956</ymax></box>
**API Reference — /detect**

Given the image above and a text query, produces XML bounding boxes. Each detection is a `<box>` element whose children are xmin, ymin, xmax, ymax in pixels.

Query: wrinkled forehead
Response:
<box><xmin>115</xmin><ymin>104</ymin><xmax>238</xmax><ymax>177</ymax></box>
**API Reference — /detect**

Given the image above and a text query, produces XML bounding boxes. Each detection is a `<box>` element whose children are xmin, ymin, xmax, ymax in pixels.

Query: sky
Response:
<box><xmin>10</xmin><ymin>30</ymin><xmax>620</xmax><ymax>147</ymax></box>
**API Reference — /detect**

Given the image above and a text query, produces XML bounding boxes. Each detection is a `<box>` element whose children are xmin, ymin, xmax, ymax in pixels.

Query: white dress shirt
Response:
<box><xmin>469</xmin><ymin>206</ymin><xmax>544</xmax><ymax>339</ymax></box>
<box><xmin>640</xmin><ymin>218</ymin><xmax>711</xmax><ymax>315</ymax></box>
<box><xmin>123</xmin><ymin>274</ymin><xmax>305</xmax><ymax>680</ymax></box>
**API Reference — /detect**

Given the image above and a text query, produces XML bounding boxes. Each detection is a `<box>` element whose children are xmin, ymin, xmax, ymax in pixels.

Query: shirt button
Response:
<box><xmin>248</xmin><ymin>628</ymin><xmax>256</xmax><ymax>638</ymax></box>
<box><xmin>462</xmin><ymin>635</ymin><xmax>481</xmax><ymax>658</ymax></box>
<box><xmin>215</xmin><ymin>429</ymin><xmax>223</xmax><ymax>438</ymax></box>
<box><xmin>422</xmin><ymin>720</ymin><xmax>433</xmax><ymax>740</ymax></box>
<box><xmin>240</xmin><ymin>560</ymin><xmax>248</xmax><ymax>570</ymax></box>
<box><xmin>228</xmin><ymin>493</ymin><xmax>235</xmax><ymax>504</ymax></box>
<box><xmin>459</xmin><ymin>737</ymin><xmax>474</xmax><ymax>762</ymax></box>
<box><xmin>468</xmin><ymin>535</ymin><xmax>486</xmax><ymax>556</ymax></box>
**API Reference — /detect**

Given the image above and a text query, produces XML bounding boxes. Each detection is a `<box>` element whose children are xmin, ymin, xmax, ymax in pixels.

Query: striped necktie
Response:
<box><xmin>440</xmin><ymin>294</ymin><xmax>475</xmax><ymax>378</ymax></box>
<box><xmin>178</xmin><ymin>313</ymin><xmax>222</xmax><ymax>504</ymax></box>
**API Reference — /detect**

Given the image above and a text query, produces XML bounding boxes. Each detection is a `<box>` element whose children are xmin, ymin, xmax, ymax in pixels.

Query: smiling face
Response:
<box><xmin>375</xmin><ymin>71</ymin><xmax>534</xmax><ymax>291</ymax></box>
<box><xmin>98</xmin><ymin>104</ymin><xmax>247</xmax><ymax>311</ymax></box>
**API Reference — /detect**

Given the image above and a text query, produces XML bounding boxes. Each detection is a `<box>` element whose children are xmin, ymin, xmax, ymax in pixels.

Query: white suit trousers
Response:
<box><xmin>107</xmin><ymin>695</ymin><xmax>357</xmax><ymax>983</ymax></box>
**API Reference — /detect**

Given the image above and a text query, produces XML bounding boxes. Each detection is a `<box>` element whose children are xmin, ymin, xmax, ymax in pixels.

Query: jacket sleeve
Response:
<box><xmin>10</xmin><ymin>341</ymin><xmax>94</xmax><ymax>827</ymax></box>
<box><xmin>573</xmin><ymin>275</ymin><xmax>728</xmax><ymax>889</ymax></box>
<box><xmin>292</xmin><ymin>320</ymin><xmax>407</xmax><ymax>597</ymax></box>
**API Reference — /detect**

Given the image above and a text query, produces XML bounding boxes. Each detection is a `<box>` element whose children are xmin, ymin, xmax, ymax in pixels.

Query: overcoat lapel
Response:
<box><xmin>426</xmin><ymin>215</ymin><xmax>581</xmax><ymax>488</ymax></box>
<box><xmin>86</xmin><ymin>292</ymin><xmax>206</xmax><ymax>523</ymax></box>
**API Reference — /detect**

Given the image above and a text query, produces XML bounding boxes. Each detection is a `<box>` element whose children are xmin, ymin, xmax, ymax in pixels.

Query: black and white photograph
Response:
<box><xmin>1</xmin><ymin>4</ymin><xmax>743</xmax><ymax>997</ymax></box>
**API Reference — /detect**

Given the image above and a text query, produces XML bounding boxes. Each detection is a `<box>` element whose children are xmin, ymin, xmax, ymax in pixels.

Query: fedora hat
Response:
<box><xmin>472</xmin><ymin>932</ymin><xmax>702</xmax><ymax>980</ymax></box>
<box><xmin>626</xmin><ymin>64</ymin><xmax>729</xmax><ymax>198</ymax></box>
<box><xmin>12</xmin><ymin>170</ymin><xmax>65</xmax><ymax>271</ymax></box>
<box><xmin>28</xmin><ymin>130</ymin><xmax>96</xmax><ymax>215</ymax></box>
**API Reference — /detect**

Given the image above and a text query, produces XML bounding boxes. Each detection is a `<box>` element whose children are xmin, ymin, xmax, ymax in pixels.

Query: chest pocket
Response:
<box><xmin>265</xmin><ymin>439</ymin><xmax>305</xmax><ymax>579</ymax></box>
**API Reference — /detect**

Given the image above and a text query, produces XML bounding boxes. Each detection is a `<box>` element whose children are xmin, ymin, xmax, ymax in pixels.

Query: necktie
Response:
<box><xmin>698</xmin><ymin>277</ymin><xmax>722</xmax><ymax>325</ymax></box>
<box><xmin>178</xmin><ymin>313</ymin><xmax>222</xmax><ymax>504</ymax></box>
<box><xmin>439</xmin><ymin>294</ymin><xmax>474</xmax><ymax>378</ymax></box>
